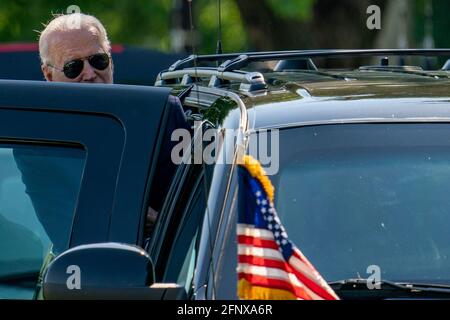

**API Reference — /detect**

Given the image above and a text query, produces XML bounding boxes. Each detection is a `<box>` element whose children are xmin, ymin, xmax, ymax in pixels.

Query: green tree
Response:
<box><xmin>234</xmin><ymin>0</ymin><xmax>387</xmax><ymax>51</ymax></box>
<box><xmin>195</xmin><ymin>0</ymin><xmax>247</xmax><ymax>54</ymax></box>
<box><xmin>0</xmin><ymin>0</ymin><xmax>173</xmax><ymax>50</ymax></box>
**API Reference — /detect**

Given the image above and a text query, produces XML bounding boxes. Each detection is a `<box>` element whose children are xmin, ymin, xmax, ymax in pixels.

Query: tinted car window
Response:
<box><xmin>265</xmin><ymin>124</ymin><xmax>450</xmax><ymax>283</ymax></box>
<box><xmin>0</xmin><ymin>144</ymin><xmax>85</xmax><ymax>299</ymax></box>
<box><xmin>163</xmin><ymin>181</ymin><xmax>205</xmax><ymax>294</ymax></box>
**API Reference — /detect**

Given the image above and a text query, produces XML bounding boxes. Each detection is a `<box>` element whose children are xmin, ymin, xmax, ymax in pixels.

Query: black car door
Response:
<box><xmin>0</xmin><ymin>80</ymin><xmax>171</xmax><ymax>299</ymax></box>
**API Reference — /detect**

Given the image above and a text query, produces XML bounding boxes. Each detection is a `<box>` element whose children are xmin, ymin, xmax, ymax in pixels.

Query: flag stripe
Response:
<box><xmin>237</xmin><ymin>156</ymin><xmax>339</xmax><ymax>300</ymax></box>
<box><xmin>238</xmin><ymin>263</ymin><xmax>321</xmax><ymax>299</ymax></box>
<box><xmin>238</xmin><ymin>235</ymin><xmax>337</xmax><ymax>300</ymax></box>
<box><xmin>238</xmin><ymin>235</ymin><xmax>279</xmax><ymax>250</ymax></box>
<box><xmin>238</xmin><ymin>273</ymin><xmax>320</xmax><ymax>300</ymax></box>
<box><xmin>238</xmin><ymin>235</ymin><xmax>336</xmax><ymax>299</ymax></box>
<box><xmin>292</xmin><ymin>247</ymin><xmax>318</xmax><ymax>270</ymax></box>
<box><xmin>237</xmin><ymin>263</ymin><xmax>324</xmax><ymax>300</ymax></box>
<box><xmin>238</xmin><ymin>255</ymin><xmax>288</xmax><ymax>270</ymax></box>
<box><xmin>239</xmin><ymin>250</ymin><xmax>327</xmax><ymax>292</ymax></box>
<box><xmin>238</xmin><ymin>272</ymin><xmax>302</xmax><ymax>298</ymax></box>
<box><xmin>238</xmin><ymin>248</ymin><xmax>337</xmax><ymax>300</ymax></box>
<box><xmin>286</xmin><ymin>254</ymin><xmax>329</xmax><ymax>289</ymax></box>
<box><xmin>238</xmin><ymin>244</ymin><xmax>284</xmax><ymax>261</ymax></box>
<box><xmin>288</xmin><ymin>256</ymin><xmax>338</xmax><ymax>300</ymax></box>
<box><xmin>237</xmin><ymin>225</ymin><xmax>274</xmax><ymax>240</ymax></box>
<box><xmin>238</xmin><ymin>279</ymin><xmax>298</xmax><ymax>300</ymax></box>
<box><xmin>237</xmin><ymin>263</ymin><xmax>293</xmax><ymax>283</ymax></box>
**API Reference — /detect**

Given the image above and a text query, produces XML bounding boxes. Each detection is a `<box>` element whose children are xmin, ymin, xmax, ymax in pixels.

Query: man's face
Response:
<box><xmin>42</xmin><ymin>28</ymin><xmax>113</xmax><ymax>84</ymax></box>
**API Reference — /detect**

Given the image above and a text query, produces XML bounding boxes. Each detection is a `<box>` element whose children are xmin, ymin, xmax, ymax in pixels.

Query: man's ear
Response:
<box><xmin>41</xmin><ymin>64</ymin><xmax>53</xmax><ymax>82</ymax></box>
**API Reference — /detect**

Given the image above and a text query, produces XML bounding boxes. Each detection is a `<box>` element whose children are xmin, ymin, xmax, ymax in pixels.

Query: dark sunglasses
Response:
<box><xmin>47</xmin><ymin>53</ymin><xmax>110</xmax><ymax>79</ymax></box>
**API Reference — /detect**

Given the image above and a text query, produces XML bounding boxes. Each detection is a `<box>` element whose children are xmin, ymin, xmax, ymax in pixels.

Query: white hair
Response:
<box><xmin>39</xmin><ymin>13</ymin><xmax>111</xmax><ymax>65</ymax></box>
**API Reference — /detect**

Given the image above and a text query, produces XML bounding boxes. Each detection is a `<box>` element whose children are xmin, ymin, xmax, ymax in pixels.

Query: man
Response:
<box><xmin>39</xmin><ymin>13</ymin><xmax>113</xmax><ymax>83</ymax></box>
<box><xmin>15</xmin><ymin>13</ymin><xmax>188</xmax><ymax>253</ymax></box>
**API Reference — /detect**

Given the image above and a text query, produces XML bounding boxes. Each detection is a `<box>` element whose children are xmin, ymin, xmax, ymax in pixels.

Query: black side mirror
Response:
<box><xmin>43</xmin><ymin>243</ymin><xmax>187</xmax><ymax>300</ymax></box>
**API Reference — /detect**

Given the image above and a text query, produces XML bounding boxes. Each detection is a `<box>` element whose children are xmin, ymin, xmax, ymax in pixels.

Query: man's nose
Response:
<box><xmin>80</xmin><ymin>60</ymin><xmax>97</xmax><ymax>82</ymax></box>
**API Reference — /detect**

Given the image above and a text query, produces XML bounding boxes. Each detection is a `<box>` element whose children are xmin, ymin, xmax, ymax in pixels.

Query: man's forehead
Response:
<box><xmin>49</xmin><ymin>28</ymin><xmax>104</xmax><ymax>63</ymax></box>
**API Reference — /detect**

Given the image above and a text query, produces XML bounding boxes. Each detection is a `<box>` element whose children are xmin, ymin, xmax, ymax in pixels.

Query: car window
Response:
<box><xmin>210</xmin><ymin>177</ymin><xmax>239</xmax><ymax>300</ymax></box>
<box><xmin>0</xmin><ymin>143</ymin><xmax>85</xmax><ymax>299</ymax></box>
<box><xmin>163</xmin><ymin>180</ymin><xmax>206</xmax><ymax>295</ymax></box>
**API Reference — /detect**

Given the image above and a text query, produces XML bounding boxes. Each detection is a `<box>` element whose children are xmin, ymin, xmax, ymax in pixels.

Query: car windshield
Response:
<box><xmin>266</xmin><ymin>123</ymin><xmax>450</xmax><ymax>284</ymax></box>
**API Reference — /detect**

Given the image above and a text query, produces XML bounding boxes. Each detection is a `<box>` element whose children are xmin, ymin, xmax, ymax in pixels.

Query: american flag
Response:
<box><xmin>237</xmin><ymin>156</ymin><xmax>339</xmax><ymax>300</ymax></box>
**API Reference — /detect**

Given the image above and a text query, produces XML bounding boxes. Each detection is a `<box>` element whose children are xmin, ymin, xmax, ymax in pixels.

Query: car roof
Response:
<box><xmin>242</xmin><ymin>70</ymin><xmax>450</xmax><ymax>130</ymax></box>
<box><xmin>160</xmin><ymin>49</ymin><xmax>450</xmax><ymax>130</ymax></box>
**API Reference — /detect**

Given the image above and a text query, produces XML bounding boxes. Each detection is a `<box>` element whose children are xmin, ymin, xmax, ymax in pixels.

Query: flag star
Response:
<box><xmin>276</xmin><ymin>240</ymin><xmax>281</xmax><ymax>246</ymax></box>
<box><xmin>267</xmin><ymin>216</ymin><xmax>273</xmax><ymax>221</ymax></box>
<box><xmin>261</xmin><ymin>208</ymin><xmax>267</xmax><ymax>213</ymax></box>
<box><xmin>274</xmin><ymin>231</ymin><xmax>280</xmax><ymax>238</ymax></box>
<box><xmin>282</xmin><ymin>239</ymin><xmax>288</xmax><ymax>245</ymax></box>
<box><xmin>255</xmin><ymin>191</ymin><xmax>262</xmax><ymax>197</ymax></box>
<box><xmin>268</xmin><ymin>224</ymin><xmax>273</xmax><ymax>230</ymax></box>
<box><xmin>274</xmin><ymin>224</ymin><xmax>280</xmax><ymax>230</ymax></box>
<box><xmin>281</xmin><ymin>232</ymin><xmax>287</xmax><ymax>238</ymax></box>
<box><xmin>261</xmin><ymin>199</ymin><xmax>267</xmax><ymax>206</ymax></box>
<box><xmin>256</xmin><ymin>199</ymin><xmax>261</xmax><ymax>205</ymax></box>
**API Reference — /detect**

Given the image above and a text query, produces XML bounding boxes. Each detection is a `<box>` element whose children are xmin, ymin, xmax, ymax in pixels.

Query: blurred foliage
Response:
<box><xmin>413</xmin><ymin>0</ymin><xmax>450</xmax><ymax>46</ymax></box>
<box><xmin>0</xmin><ymin>0</ymin><xmax>320</xmax><ymax>54</ymax></box>
<box><xmin>412</xmin><ymin>0</ymin><xmax>450</xmax><ymax>65</ymax></box>
<box><xmin>413</xmin><ymin>0</ymin><xmax>426</xmax><ymax>43</ymax></box>
<box><xmin>196</xmin><ymin>0</ymin><xmax>248</xmax><ymax>53</ymax></box>
<box><xmin>0</xmin><ymin>0</ymin><xmax>173</xmax><ymax>50</ymax></box>
<box><xmin>267</xmin><ymin>0</ymin><xmax>315</xmax><ymax>20</ymax></box>
<box><xmin>430</xmin><ymin>0</ymin><xmax>450</xmax><ymax>48</ymax></box>
<box><xmin>0</xmin><ymin>0</ymin><xmax>449</xmax><ymax>55</ymax></box>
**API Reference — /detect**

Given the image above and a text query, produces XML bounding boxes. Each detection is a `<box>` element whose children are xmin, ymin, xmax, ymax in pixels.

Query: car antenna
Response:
<box><xmin>187</xmin><ymin>0</ymin><xmax>218</xmax><ymax>299</ymax></box>
<box><xmin>216</xmin><ymin>0</ymin><xmax>223</xmax><ymax>55</ymax></box>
